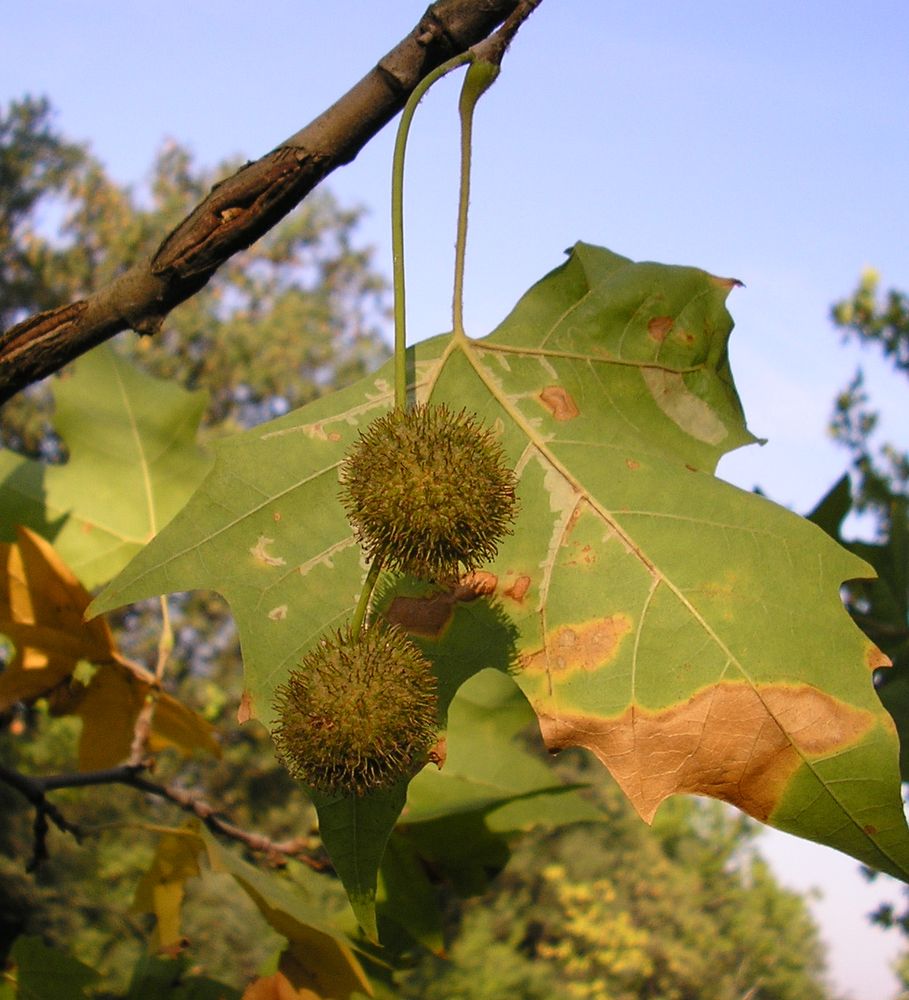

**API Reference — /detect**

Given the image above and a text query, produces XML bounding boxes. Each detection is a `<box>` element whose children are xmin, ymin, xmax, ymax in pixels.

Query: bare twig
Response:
<box><xmin>0</xmin><ymin>761</ymin><xmax>325</xmax><ymax>870</ymax></box>
<box><xmin>0</xmin><ymin>0</ymin><xmax>544</xmax><ymax>403</ymax></box>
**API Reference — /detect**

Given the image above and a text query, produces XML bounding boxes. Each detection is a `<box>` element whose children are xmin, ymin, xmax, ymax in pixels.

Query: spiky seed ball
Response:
<box><xmin>339</xmin><ymin>404</ymin><xmax>518</xmax><ymax>581</ymax></box>
<box><xmin>271</xmin><ymin>624</ymin><xmax>438</xmax><ymax>797</ymax></box>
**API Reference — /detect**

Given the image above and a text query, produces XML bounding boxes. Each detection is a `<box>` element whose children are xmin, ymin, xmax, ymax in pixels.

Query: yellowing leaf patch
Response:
<box><xmin>0</xmin><ymin>526</ymin><xmax>217</xmax><ymax>769</ymax></box>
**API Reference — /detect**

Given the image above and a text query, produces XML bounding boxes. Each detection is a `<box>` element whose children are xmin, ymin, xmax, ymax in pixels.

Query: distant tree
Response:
<box><xmin>0</xmin><ymin>96</ymin><xmax>388</xmax><ymax>991</ymax></box>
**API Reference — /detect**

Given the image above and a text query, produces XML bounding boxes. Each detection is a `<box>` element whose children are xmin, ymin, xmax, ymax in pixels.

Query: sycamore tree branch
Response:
<box><xmin>0</xmin><ymin>761</ymin><xmax>325</xmax><ymax>871</ymax></box>
<box><xmin>0</xmin><ymin>0</ymin><xmax>543</xmax><ymax>404</ymax></box>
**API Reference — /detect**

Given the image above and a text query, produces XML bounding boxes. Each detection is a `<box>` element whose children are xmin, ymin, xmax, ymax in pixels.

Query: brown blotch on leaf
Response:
<box><xmin>522</xmin><ymin>616</ymin><xmax>632</xmax><ymax>675</ymax></box>
<box><xmin>386</xmin><ymin>594</ymin><xmax>456</xmax><ymax>637</ymax></box>
<box><xmin>429</xmin><ymin>736</ymin><xmax>447</xmax><ymax>769</ymax></box>
<box><xmin>538</xmin><ymin>385</ymin><xmax>580</xmax><ymax>421</ymax></box>
<box><xmin>536</xmin><ymin>682</ymin><xmax>875</xmax><ymax>823</ymax></box>
<box><xmin>386</xmin><ymin>574</ymin><xmax>498</xmax><ymax>638</ymax></box>
<box><xmin>866</xmin><ymin>643</ymin><xmax>891</xmax><ymax>671</ymax></box>
<box><xmin>237</xmin><ymin>690</ymin><xmax>254</xmax><ymax>724</ymax></box>
<box><xmin>460</xmin><ymin>571</ymin><xmax>498</xmax><ymax>597</ymax></box>
<box><xmin>710</xmin><ymin>275</ymin><xmax>744</xmax><ymax>290</ymax></box>
<box><xmin>647</xmin><ymin>316</ymin><xmax>674</xmax><ymax>342</ymax></box>
<box><xmin>504</xmin><ymin>575</ymin><xmax>531</xmax><ymax>603</ymax></box>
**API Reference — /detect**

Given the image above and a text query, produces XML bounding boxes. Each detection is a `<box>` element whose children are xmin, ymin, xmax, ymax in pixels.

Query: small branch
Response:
<box><xmin>472</xmin><ymin>0</ymin><xmax>544</xmax><ymax>65</ymax></box>
<box><xmin>0</xmin><ymin>0</ymin><xmax>544</xmax><ymax>403</ymax></box>
<box><xmin>0</xmin><ymin>761</ymin><xmax>325</xmax><ymax>870</ymax></box>
<box><xmin>127</xmin><ymin>694</ymin><xmax>159</xmax><ymax>767</ymax></box>
<box><xmin>0</xmin><ymin>763</ymin><xmax>83</xmax><ymax>871</ymax></box>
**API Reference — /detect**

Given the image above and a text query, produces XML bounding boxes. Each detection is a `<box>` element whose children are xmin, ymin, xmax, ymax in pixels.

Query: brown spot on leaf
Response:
<box><xmin>268</xmin><ymin>605</ymin><xmax>288</xmax><ymax>622</ymax></box>
<box><xmin>864</xmin><ymin>824</ymin><xmax>878</xmax><ymax>836</ymax></box>
<box><xmin>460</xmin><ymin>571</ymin><xmax>498</xmax><ymax>597</ymax></box>
<box><xmin>386</xmin><ymin>576</ymin><xmax>498</xmax><ymax>638</ymax></box>
<box><xmin>429</xmin><ymin>736</ymin><xmax>447</xmax><ymax>769</ymax></box>
<box><xmin>538</xmin><ymin>386</ymin><xmax>580</xmax><ymax>421</ymax></box>
<box><xmin>710</xmin><ymin>275</ymin><xmax>744</xmax><ymax>290</ymax></box>
<box><xmin>866</xmin><ymin>643</ymin><xmax>891</xmax><ymax>671</ymax></box>
<box><xmin>81</xmin><ymin>522</ymin><xmax>94</xmax><ymax>534</ymax></box>
<box><xmin>536</xmin><ymin>682</ymin><xmax>875</xmax><ymax>823</ymax></box>
<box><xmin>237</xmin><ymin>690</ymin><xmax>254</xmax><ymax>724</ymax></box>
<box><xmin>328</xmin><ymin>432</ymin><xmax>341</xmax><ymax>442</ymax></box>
<box><xmin>625</xmin><ymin>458</ymin><xmax>640</xmax><ymax>471</ymax></box>
<box><xmin>522</xmin><ymin>616</ymin><xmax>632</xmax><ymax>675</ymax></box>
<box><xmin>504</xmin><ymin>575</ymin><xmax>531</xmax><ymax>603</ymax></box>
<box><xmin>648</xmin><ymin>316</ymin><xmax>674</xmax><ymax>342</ymax></box>
<box><xmin>387</xmin><ymin>592</ymin><xmax>461</xmax><ymax>638</ymax></box>
<box><xmin>273</xmin><ymin>511</ymin><xmax>282</xmax><ymax>522</ymax></box>
<box><xmin>565</xmin><ymin>544</ymin><xmax>596</xmax><ymax>568</ymax></box>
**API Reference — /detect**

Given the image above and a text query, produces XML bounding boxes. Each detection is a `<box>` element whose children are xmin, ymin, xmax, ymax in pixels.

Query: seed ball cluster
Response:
<box><xmin>271</xmin><ymin>624</ymin><xmax>438</xmax><ymax>797</ymax></box>
<box><xmin>339</xmin><ymin>403</ymin><xmax>518</xmax><ymax>581</ymax></box>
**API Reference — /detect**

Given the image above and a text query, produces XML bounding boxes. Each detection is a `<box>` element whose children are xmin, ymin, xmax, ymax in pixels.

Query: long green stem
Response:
<box><xmin>453</xmin><ymin>60</ymin><xmax>500</xmax><ymax>338</ymax></box>
<box><xmin>351</xmin><ymin>557</ymin><xmax>384</xmax><ymax>635</ymax></box>
<box><xmin>391</xmin><ymin>52</ymin><xmax>474</xmax><ymax>408</ymax></box>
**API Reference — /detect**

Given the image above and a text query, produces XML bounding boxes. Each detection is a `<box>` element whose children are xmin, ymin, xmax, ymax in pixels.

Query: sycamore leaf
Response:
<box><xmin>403</xmin><ymin>667</ymin><xmax>600</xmax><ymax>827</ymax></box>
<box><xmin>0</xmin><ymin>526</ymin><xmax>218</xmax><ymax>769</ymax></box>
<box><xmin>93</xmin><ymin>242</ymin><xmax>909</xmax><ymax>916</ymax></box>
<box><xmin>380</xmin><ymin>669</ymin><xmax>601</xmax><ymax>946</ymax></box>
<box><xmin>133</xmin><ymin>829</ymin><xmax>203</xmax><ymax>952</ymax></box>
<box><xmin>0</xmin><ymin>344</ymin><xmax>211</xmax><ymax>588</ymax></box>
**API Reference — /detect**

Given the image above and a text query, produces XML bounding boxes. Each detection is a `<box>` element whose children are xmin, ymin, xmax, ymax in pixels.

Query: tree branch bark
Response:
<box><xmin>0</xmin><ymin>0</ymin><xmax>542</xmax><ymax>404</ymax></box>
<box><xmin>0</xmin><ymin>761</ymin><xmax>325</xmax><ymax>870</ymax></box>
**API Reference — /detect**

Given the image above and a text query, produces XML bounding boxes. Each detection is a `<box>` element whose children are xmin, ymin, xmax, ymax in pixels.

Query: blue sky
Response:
<box><xmin>4</xmin><ymin>2</ymin><xmax>909</xmax><ymax>997</ymax></box>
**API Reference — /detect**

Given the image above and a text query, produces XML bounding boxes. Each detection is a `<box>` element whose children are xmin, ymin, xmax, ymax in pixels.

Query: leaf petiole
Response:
<box><xmin>391</xmin><ymin>51</ymin><xmax>474</xmax><ymax>408</ymax></box>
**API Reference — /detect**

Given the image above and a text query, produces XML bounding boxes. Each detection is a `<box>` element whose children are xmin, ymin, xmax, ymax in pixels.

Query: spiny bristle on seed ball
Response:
<box><xmin>339</xmin><ymin>403</ymin><xmax>518</xmax><ymax>581</ymax></box>
<box><xmin>271</xmin><ymin>624</ymin><xmax>438</xmax><ymax>797</ymax></box>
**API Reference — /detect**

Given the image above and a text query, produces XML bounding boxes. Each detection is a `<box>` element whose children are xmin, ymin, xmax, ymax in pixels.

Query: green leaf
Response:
<box><xmin>0</xmin><ymin>344</ymin><xmax>211</xmax><ymax>587</ymax></box>
<box><xmin>390</xmin><ymin>669</ymin><xmax>601</xmax><ymax>903</ymax></box>
<box><xmin>309</xmin><ymin>782</ymin><xmax>408</xmax><ymax>943</ymax></box>
<box><xmin>93</xmin><ymin>243</ymin><xmax>909</xmax><ymax>899</ymax></box>
<box><xmin>806</xmin><ymin>474</ymin><xmax>852</xmax><ymax>538</ymax></box>
<box><xmin>7</xmin><ymin>935</ymin><xmax>99</xmax><ymax>1000</ymax></box>
<box><xmin>404</xmin><ymin>668</ymin><xmax>599</xmax><ymax>828</ymax></box>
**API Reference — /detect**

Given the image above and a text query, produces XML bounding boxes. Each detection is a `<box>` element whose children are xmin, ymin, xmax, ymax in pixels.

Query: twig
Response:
<box><xmin>0</xmin><ymin>0</ymin><xmax>545</xmax><ymax>402</ymax></box>
<box><xmin>473</xmin><ymin>0</ymin><xmax>544</xmax><ymax>65</ymax></box>
<box><xmin>0</xmin><ymin>761</ymin><xmax>325</xmax><ymax>870</ymax></box>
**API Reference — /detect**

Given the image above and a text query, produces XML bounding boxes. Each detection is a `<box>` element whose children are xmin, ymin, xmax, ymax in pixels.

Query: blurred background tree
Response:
<box><xmin>824</xmin><ymin>271</ymin><xmax>909</xmax><ymax>997</ymax></box>
<box><xmin>0</xmin><ymin>95</ymin><xmax>840</xmax><ymax>998</ymax></box>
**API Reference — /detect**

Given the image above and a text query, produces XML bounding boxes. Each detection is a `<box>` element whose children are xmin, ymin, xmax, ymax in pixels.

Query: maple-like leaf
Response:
<box><xmin>0</xmin><ymin>526</ymin><xmax>217</xmax><ymax>769</ymax></box>
<box><xmin>132</xmin><ymin>828</ymin><xmax>203</xmax><ymax>952</ymax></box>
<box><xmin>0</xmin><ymin>344</ymin><xmax>211</xmax><ymax>588</ymax></box>
<box><xmin>92</xmin><ymin>243</ymin><xmax>909</xmax><ymax>924</ymax></box>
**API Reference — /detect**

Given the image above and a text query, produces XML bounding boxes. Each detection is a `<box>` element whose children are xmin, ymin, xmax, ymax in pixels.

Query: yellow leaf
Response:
<box><xmin>133</xmin><ymin>829</ymin><xmax>203</xmax><ymax>951</ymax></box>
<box><xmin>50</xmin><ymin>661</ymin><xmax>220</xmax><ymax>770</ymax></box>
<box><xmin>0</xmin><ymin>527</ymin><xmax>116</xmax><ymax>705</ymax></box>
<box><xmin>0</xmin><ymin>526</ymin><xmax>219</xmax><ymax>769</ymax></box>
